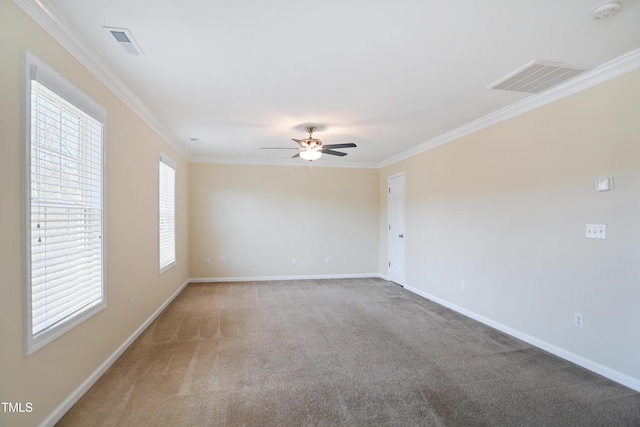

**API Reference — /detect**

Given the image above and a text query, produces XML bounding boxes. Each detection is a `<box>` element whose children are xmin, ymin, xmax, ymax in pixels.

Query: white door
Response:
<box><xmin>388</xmin><ymin>173</ymin><xmax>405</xmax><ymax>286</ymax></box>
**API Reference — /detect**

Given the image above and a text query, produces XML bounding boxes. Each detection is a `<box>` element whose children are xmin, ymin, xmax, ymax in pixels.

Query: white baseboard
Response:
<box><xmin>189</xmin><ymin>273</ymin><xmax>382</xmax><ymax>283</ymax></box>
<box><xmin>403</xmin><ymin>284</ymin><xmax>640</xmax><ymax>393</ymax></box>
<box><xmin>45</xmin><ymin>275</ymin><xmax>635</xmax><ymax>427</ymax></box>
<box><xmin>40</xmin><ymin>279</ymin><xmax>191</xmax><ymax>427</ymax></box>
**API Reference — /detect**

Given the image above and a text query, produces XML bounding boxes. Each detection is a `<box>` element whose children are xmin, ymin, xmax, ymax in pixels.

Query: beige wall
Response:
<box><xmin>379</xmin><ymin>69</ymin><xmax>640</xmax><ymax>384</ymax></box>
<box><xmin>0</xmin><ymin>2</ymin><xmax>189</xmax><ymax>426</ymax></box>
<box><xmin>189</xmin><ymin>163</ymin><xmax>379</xmax><ymax>278</ymax></box>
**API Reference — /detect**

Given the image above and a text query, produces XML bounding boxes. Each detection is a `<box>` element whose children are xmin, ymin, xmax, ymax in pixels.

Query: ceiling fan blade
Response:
<box><xmin>323</xmin><ymin>143</ymin><xmax>357</xmax><ymax>149</ymax></box>
<box><xmin>322</xmin><ymin>149</ymin><xmax>348</xmax><ymax>157</ymax></box>
<box><xmin>292</xmin><ymin>153</ymin><xmax>300</xmax><ymax>158</ymax></box>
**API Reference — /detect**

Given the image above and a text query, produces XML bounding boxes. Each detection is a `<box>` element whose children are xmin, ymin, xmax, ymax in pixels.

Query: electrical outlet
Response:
<box><xmin>325</xmin><ymin>256</ymin><xmax>331</xmax><ymax>264</ymax></box>
<box><xmin>291</xmin><ymin>257</ymin><xmax>297</xmax><ymax>264</ymax></box>
<box><xmin>427</xmin><ymin>270</ymin><xmax>431</xmax><ymax>280</ymax></box>
<box><xmin>130</xmin><ymin>297</ymin><xmax>135</xmax><ymax>311</ymax></box>
<box><xmin>205</xmin><ymin>258</ymin><xmax>211</xmax><ymax>265</ymax></box>
<box><xmin>575</xmin><ymin>312</ymin><xmax>584</xmax><ymax>328</ymax></box>
<box><xmin>460</xmin><ymin>280</ymin><xmax>465</xmax><ymax>290</ymax></box>
<box><xmin>220</xmin><ymin>256</ymin><xmax>226</xmax><ymax>263</ymax></box>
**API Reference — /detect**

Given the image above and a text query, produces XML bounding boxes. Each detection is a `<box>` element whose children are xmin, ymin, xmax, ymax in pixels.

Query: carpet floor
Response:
<box><xmin>58</xmin><ymin>278</ymin><xmax>640</xmax><ymax>426</ymax></box>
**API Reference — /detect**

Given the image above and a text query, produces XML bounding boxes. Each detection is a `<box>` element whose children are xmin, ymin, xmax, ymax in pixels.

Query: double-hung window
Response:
<box><xmin>24</xmin><ymin>52</ymin><xmax>106</xmax><ymax>355</ymax></box>
<box><xmin>159</xmin><ymin>153</ymin><xmax>176</xmax><ymax>273</ymax></box>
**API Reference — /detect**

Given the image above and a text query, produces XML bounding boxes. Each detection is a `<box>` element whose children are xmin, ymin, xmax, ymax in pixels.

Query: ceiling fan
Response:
<box><xmin>262</xmin><ymin>126</ymin><xmax>357</xmax><ymax>161</ymax></box>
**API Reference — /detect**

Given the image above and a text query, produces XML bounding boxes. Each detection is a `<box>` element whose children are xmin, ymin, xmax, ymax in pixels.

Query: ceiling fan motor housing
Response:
<box><xmin>301</xmin><ymin>138</ymin><xmax>321</xmax><ymax>148</ymax></box>
<box><xmin>301</xmin><ymin>127</ymin><xmax>322</xmax><ymax>148</ymax></box>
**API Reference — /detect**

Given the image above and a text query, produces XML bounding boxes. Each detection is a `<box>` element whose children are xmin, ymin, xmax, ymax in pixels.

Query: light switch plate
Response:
<box><xmin>595</xmin><ymin>177</ymin><xmax>613</xmax><ymax>192</ymax></box>
<box><xmin>586</xmin><ymin>224</ymin><xmax>606</xmax><ymax>239</ymax></box>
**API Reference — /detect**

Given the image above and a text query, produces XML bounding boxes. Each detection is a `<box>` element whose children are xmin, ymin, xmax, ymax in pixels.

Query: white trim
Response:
<box><xmin>40</xmin><ymin>274</ymin><xmax>638</xmax><ymax>426</ymax></box>
<box><xmin>387</xmin><ymin>172</ymin><xmax>406</xmax><ymax>286</ymax></box>
<box><xmin>159</xmin><ymin>151</ymin><xmax>177</xmax><ymax>170</ymax></box>
<box><xmin>378</xmin><ymin>48</ymin><xmax>640</xmax><ymax>168</ymax></box>
<box><xmin>27</xmin><ymin>51</ymin><xmax>106</xmax><ymax>122</ymax></box>
<box><xmin>13</xmin><ymin>0</ymin><xmax>190</xmax><ymax>162</ymax></box>
<box><xmin>38</xmin><ymin>279</ymin><xmax>190</xmax><ymax>427</ymax></box>
<box><xmin>159</xmin><ymin>261</ymin><xmax>176</xmax><ymax>275</ymax></box>
<box><xmin>158</xmin><ymin>152</ymin><xmax>177</xmax><ymax>273</ymax></box>
<box><xmin>189</xmin><ymin>273</ymin><xmax>382</xmax><ymax>283</ymax></box>
<box><xmin>24</xmin><ymin>50</ymin><xmax>107</xmax><ymax>355</ymax></box>
<box><xmin>403</xmin><ymin>284</ymin><xmax>640</xmax><ymax>393</ymax></box>
<box><xmin>190</xmin><ymin>156</ymin><xmax>379</xmax><ymax>169</ymax></box>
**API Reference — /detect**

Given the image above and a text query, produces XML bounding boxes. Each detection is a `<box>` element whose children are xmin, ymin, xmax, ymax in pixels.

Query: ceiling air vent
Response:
<box><xmin>487</xmin><ymin>60</ymin><xmax>590</xmax><ymax>94</ymax></box>
<box><xmin>104</xmin><ymin>27</ymin><xmax>144</xmax><ymax>56</ymax></box>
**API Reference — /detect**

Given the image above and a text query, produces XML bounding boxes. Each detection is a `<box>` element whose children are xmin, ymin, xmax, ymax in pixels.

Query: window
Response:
<box><xmin>24</xmin><ymin>52</ymin><xmax>106</xmax><ymax>355</ymax></box>
<box><xmin>159</xmin><ymin>153</ymin><xmax>176</xmax><ymax>273</ymax></box>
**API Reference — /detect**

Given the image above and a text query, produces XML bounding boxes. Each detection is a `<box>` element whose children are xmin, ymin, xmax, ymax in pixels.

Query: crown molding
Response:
<box><xmin>190</xmin><ymin>156</ymin><xmax>378</xmax><ymax>169</ymax></box>
<box><xmin>378</xmin><ymin>47</ymin><xmax>640</xmax><ymax>169</ymax></box>
<box><xmin>16</xmin><ymin>0</ymin><xmax>639</xmax><ymax>170</ymax></box>
<box><xmin>13</xmin><ymin>0</ymin><xmax>191</xmax><ymax>161</ymax></box>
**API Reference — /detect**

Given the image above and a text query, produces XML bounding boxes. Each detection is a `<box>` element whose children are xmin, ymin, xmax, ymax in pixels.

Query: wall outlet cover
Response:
<box><xmin>575</xmin><ymin>312</ymin><xmax>584</xmax><ymax>328</ymax></box>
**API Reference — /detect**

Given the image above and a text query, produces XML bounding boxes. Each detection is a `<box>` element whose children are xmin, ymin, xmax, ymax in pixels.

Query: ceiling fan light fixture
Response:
<box><xmin>261</xmin><ymin>125</ymin><xmax>356</xmax><ymax>161</ymax></box>
<box><xmin>299</xmin><ymin>149</ymin><xmax>322</xmax><ymax>161</ymax></box>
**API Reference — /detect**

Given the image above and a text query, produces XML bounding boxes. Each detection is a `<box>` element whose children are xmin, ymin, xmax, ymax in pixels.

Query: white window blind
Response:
<box><xmin>159</xmin><ymin>154</ymin><xmax>176</xmax><ymax>272</ymax></box>
<box><xmin>25</xmin><ymin>52</ymin><xmax>106</xmax><ymax>354</ymax></box>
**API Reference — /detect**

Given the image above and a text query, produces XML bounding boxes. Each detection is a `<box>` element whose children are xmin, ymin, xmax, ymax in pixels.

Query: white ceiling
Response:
<box><xmin>24</xmin><ymin>0</ymin><xmax>640</xmax><ymax>166</ymax></box>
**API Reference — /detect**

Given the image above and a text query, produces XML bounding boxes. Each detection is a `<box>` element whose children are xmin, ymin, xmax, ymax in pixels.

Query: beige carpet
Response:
<box><xmin>58</xmin><ymin>278</ymin><xmax>640</xmax><ymax>426</ymax></box>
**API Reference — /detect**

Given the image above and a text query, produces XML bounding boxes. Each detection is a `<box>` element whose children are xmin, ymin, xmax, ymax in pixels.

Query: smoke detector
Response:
<box><xmin>591</xmin><ymin>2</ymin><xmax>623</xmax><ymax>20</ymax></box>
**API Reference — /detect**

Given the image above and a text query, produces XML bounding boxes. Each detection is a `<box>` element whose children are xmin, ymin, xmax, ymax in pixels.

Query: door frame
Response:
<box><xmin>387</xmin><ymin>172</ymin><xmax>406</xmax><ymax>286</ymax></box>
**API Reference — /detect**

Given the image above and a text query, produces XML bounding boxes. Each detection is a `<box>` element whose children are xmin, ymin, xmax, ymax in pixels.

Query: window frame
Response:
<box><xmin>158</xmin><ymin>152</ymin><xmax>176</xmax><ymax>274</ymax></box>
<box><xmin>23</xmin><ymin>51</ymin><xmax>107</xmax><ymax>355</ymax></box>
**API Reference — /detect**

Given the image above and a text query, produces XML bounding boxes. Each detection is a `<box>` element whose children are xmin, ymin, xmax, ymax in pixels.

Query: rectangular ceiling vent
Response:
<box><xmin>103</xmin><ymin>27</ymin><xmax>144</xmax><ymax>56</ymax></box>
<box><xmin>487</xmin><ymin>60</ymin><xmax>590</xmax><ymax>94</ymax></box>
